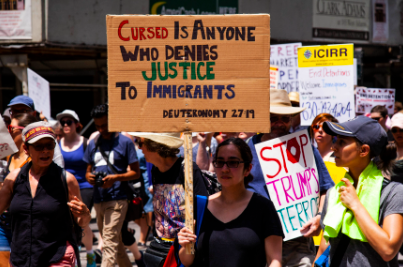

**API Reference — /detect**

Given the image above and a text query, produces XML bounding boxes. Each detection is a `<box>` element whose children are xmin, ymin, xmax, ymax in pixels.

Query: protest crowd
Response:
<box><xmin>0</xmin><ymin>7</ymin><xmax>403</xmax><ymax>267</ymax></box>
<box><xmin>0</xmin><ymin>88</ymin><xmax>403</xmax><ymax>267</ymax></box>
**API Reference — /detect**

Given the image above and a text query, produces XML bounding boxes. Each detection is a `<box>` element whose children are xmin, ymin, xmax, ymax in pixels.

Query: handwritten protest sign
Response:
<box><xmin>27</xmin><ymin>68</ymin><xmax>51</xmax><ymax>119</ymax></box>
<box><xmin>356</xmin><ymin>87</ymin><xmax>395</xmax><ymax>114</ymax></box>
<box><xmin>270</xmin><ymin>43</ymin><xmax>301</xmax><ymax>92</ymax></box>
<box><xmin>270</xmin><ymin>65</ymin><xmax>279</xmax><ymax>89</ymax></box>
<box><xmin>255</xmin><ymin>130</ymin><xmax>319</xmax><ymax>241</ymax></box>
<box><xmin>0</xmin><ymin>115</ymin><xmax>18</xmax><ymax>159</ymax></box>
<box><xmin>298</xmin><ymin>44</ymin><xmax>355</xmax><ymax>126</ymax></box>
<box><xmin>106</xmin><ymin>15</ymin><xmax>271</xmax><ymax>133</ymax></box>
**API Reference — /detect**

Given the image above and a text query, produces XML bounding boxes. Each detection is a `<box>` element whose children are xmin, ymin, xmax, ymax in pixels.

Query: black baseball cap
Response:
<box><xmin>323</xmin><ymin>115</ymin><xmax>388</xmax><ymax>157</ymax></box>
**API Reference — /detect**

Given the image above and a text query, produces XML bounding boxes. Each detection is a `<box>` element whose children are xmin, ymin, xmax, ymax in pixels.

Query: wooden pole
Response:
<box><xmin>183</xmin><ymin>132</ymin><xmax>195</xmax><ymax>254</ymax></box>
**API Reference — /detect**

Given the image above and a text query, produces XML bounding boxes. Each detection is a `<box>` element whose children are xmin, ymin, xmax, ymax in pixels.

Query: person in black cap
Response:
<box><xmin>314</xmin><ymin>116</ymin><xmax>403</xmax><ymax>267</ymax></box>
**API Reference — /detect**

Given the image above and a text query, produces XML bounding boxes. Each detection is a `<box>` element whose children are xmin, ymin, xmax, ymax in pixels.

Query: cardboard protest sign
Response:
<box><xmin>356</xmin><ymin>87</ymin><xmax>395</xmax><ymax>114</ymax></box>
<box><xmin>255</xmin><ymin>130</ymin><xmax>319</xmax><ymax>241</ymax></box>
<box><xmin>270</xmin><ymin>65</ymin><xmax>279</xmax><ymax>89</ymax></box>
<box><xmin>0</xmin><ymin>115</ymin><xmax>18</xmax><ymax>159</ymax></box>
<box><xmin>28</xmin><ymin>68</ymin><xmax>51</xmax><ymax>119</ymax></box>
<box><xmin>270</xmin><ymin>43</ymin><xmax>301</xmax><ymax>92</ymax></box>
<box><xmin>298</xmin><ymin>44</ymin><xmax>355</xmax><ymax>126</ymax></box>
<box><xmin>106</xmin><ymin>15</ymin><xmax>271</xmax><ymax>133</ymax></box>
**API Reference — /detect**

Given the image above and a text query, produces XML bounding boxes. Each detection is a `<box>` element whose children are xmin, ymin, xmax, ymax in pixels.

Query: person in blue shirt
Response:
<box><xmin>83</xmin><ymin>104</ymin><xmax>141</xmax><ymax>267</ymax></box>
<box><xmin>247</xmin><ymin>89</ymin><xmax>334</xmax><ymax>267</ymax></box>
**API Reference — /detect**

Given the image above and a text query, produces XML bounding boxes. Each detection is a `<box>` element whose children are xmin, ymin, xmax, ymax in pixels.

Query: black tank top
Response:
<box><xmin>9</xmin><ymin>161</ymin><xmax>72</xmax><ymax>267</ymax></box>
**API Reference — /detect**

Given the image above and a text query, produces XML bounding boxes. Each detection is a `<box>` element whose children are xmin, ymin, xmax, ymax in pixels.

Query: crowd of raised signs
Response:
<box><xmin>1</xmin><ymin>90</ymin><xmax>403</xmax><ymax>267</ymax></box>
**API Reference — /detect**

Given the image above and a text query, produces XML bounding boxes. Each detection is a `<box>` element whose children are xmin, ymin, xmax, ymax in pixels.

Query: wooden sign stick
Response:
<box><xmin>183</xmin><ymin>131</ymin><xmax>195</xmax><ymax>254</ymax></box>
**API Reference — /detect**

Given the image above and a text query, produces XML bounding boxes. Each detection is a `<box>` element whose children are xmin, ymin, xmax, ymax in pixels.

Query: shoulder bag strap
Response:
<box><xmin>95</xmin><ymin>136</ymin><xmax>118</xmax><ymax>174</ymax></box>
<box><xmin>83</xmin><ymin>137</ymin><xmax>88</xmax><ymax>152</ymax></box>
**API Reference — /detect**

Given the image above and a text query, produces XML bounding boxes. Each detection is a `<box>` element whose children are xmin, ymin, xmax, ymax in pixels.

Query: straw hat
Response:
<box><xmin>128</xmin><ymin>132</ymin><xmax>183</xmax><ymax>148</ymax></box>
<box><xmin>270</xmin><ymin>89</ymin><xmax>306</xmax><ymax>115</ymax></box>
<box><xmin>288</xmin><ymin>92</ymin><xmax>300</xmax><ymax>104</ymax></box>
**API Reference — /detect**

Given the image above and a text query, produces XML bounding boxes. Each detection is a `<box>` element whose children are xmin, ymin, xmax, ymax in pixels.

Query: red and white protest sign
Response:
<box><xmin>255</xmin><ymin>130</ymin><xmax>319</xmax><ymax>241</ymax></box>
<box><xmin>356</xmin><ymin>87</ymin><xmax>395</xmax><ymax>115</ymax></box>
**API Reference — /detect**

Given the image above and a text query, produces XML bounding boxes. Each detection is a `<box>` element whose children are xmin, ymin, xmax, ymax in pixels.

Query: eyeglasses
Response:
<box><xmin>30</xmin><ymin>142</ymin><xmax>56</xmax><ymax>151</ymax></box>
<box><xmin>371</xmin><ymin>117</ymin><xmax>381</xmax><ymax>121</ymax></box>
<box><xmin>270</xmin><ymin>116</ymin><xmax>291</xmax><ymax>123</ymax></box>
<box><xmin>7</xmin><ymin>125</ymin><xmax>24</xmax><ymax>134</ymax></box>
<box><xmin>213</xmin><ymin>160</ymin><xmax>244</xmax><ymax>168</ymax></box>
<box><xmin>312</xmin><ymin>124</ymin><xmax>323</xmax><ymax>132</ymax></box>
<box><xmin>392</xmin><ymin>128</ymin><xmax>403</xmax><ymax>134</ymax></box>
<box><xmin>60</xmin><ymin>119</ymin><xmax>74</xmax><ymax>126</ymax></box>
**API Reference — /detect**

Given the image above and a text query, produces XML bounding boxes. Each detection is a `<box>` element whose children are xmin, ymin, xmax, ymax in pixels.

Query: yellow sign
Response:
<box><xmin>298</xmin><ymin>44</ymin><xmax>353</xmax><ymax>68</ymax></box>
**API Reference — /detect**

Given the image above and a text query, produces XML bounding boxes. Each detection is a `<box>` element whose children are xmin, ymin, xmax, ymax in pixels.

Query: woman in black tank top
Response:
<box><xmin>0</xmin><ymin>122</ymin><xmax>91</xmax><ymax>267</ymax></box>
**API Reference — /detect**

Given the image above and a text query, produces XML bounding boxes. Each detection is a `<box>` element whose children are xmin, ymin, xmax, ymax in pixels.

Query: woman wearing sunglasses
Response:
<box><xmin>310</xmin><ymin>113</ymin><xmax>338</xmax><ymax>161</ymax></box>
<box><xmin>389</xmin><ymin>113</ymin><xmax>403</xmax><ymax>184</ymax></box>
<box><xmin>0</xmin><ymin>121</ymin><xmax>91</xmax><ymax>267</ymax></box>
<box><xmin>1</xmin><ymin>113</ymin><xmax>38</xmax><ymax>266</ymax></box>
<box><xmin>314</xmin><ymin>116</ymin><xmax>403</xmax><ymax>267</ymax></box>
<box><xmin>56</xmin><ymin>109</ymin><xmax>96</xmax><ymax>266</ymax></box>
<box><xmin>178</xmin><ymin>138</ymin><xmax>283</xmax><ymax>267</ymax></box>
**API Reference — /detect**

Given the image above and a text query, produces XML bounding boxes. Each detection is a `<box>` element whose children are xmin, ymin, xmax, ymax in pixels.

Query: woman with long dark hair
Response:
<box><xmin>178</xmin><ymin>137</ymin><xmax>283</xmax><ymax>267</ymax></box>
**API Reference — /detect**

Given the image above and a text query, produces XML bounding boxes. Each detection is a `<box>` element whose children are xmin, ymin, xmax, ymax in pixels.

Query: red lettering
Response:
<box><xmin>286</xmin><ymin>137</ymin><xmax>301</xmax><ymax>163</ymax></box>
<box><xmin>147</xmin><ymin>27</ymin><xmax>155</xmax><ymax>39</ymax></box>
<box><xmin>294</xmin><ymin>44</ymin><xmax>299</xmax><ymax>55</ymax></box>
<box><xmin>139</xmin><ymin>27</ymin><xmax>146</xmax><ymax>40</ymax></box>
<box><xmin>118</xmin><ymin>20</ymin><xmax>130</xmax><ymax>41</ymax></box>
<box><xmin>155</xmin><ymin>27</ymin><xmax>161</xmax><ymax>38</ymax></box>
<box><xmin>299</xmin><ymin>134</ymin><xmax>308</xmax><ymax>167</ymax></box>
<box><xmin>162</xmin><ymin>27</ymin><xmax>168</xmax><ymax>38</ymax></box>
<box><xmin>131</xmin><ymin>28</ymin><xmax>139</xmax><ymax>40</ymax></box>
<box><xmin>286</xmin><ymin>45</ymin><xmax>292</xmax><ymax>56</ymax></box>
<box><xmin>277</xmin><ymin>46</ymin><xmax>283</xmax><ymax>56</ymax></box>
<box><xmin>260</xmin><ymin>147</ymin><xmax>282</xmax><ymax>178</ymax></box>
<box><xmin>273</xmin><ymin>141</ymin><xmax>288</xmax><ymax>173</ymax></box>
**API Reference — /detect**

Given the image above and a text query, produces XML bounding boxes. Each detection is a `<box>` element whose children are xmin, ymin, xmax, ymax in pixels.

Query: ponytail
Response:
<box><xmin>376</xmin><ymin>142</ymin><xmax>397</xmax><ymax>174</ymax></box>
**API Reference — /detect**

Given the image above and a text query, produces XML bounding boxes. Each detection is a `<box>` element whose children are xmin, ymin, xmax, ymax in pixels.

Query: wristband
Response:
<box><xmin>316</xmin><ymin>212</ymin><xmax>322</xmax><ymax>216</ymax></box>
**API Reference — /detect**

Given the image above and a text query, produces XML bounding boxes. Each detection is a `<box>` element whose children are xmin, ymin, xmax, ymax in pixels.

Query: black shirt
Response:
<box><xmin>192</xmin><ymin>193</ymin><xmax>284</xmax><ymax>267</ymax></box>
<box><xmin>9</xmin><ymin>162</ymin><xmax>73</xmax><ymax>267</ymax></box>
<box><xmin>152</xmin><ymin>157</ymin><xmax>208</xmax><ymax>239</ymax></box>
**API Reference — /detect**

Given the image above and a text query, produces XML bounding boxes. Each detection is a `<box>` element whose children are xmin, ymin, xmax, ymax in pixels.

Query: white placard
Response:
<box><xmin>298</xmin><ymin>44</ymin><xmax>355</xmax><ymax>126</ymax></box>
<box><xmin>0</xmin><ymin>0</ymin><xmax>32</xmax><ymax>39</ymax></box>
<box><xmin>372</xmin><ymin>0</ymin><xmax>388</xmax><ymax>43</ymax></box>
<box><xmin>27</xmin><ymin>68</ymin><xmax>51</xmax><ymax>119</ymax></box>
<box><xmin>0</xmin><ymin>115</ymin><xmax>19</xmax><ymax>159</ymax></box>
<box><xmin>356</xmin><ymin>88</ymin><xmax>395</xmax><ymax>114</ymax></box>
<box><xmin>255</xmin><ymin>130</ymin><xmax>319</xmax><ymax>241</ymax></box>
<box><xmin>270</xmin><ymin>43</ymin><xmax>302</xmax><ymax>92</ymax></box>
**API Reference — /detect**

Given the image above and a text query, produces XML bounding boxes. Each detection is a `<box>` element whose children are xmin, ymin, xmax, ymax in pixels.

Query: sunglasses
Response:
<box><xmin>7</xmin><ymin>125</ymin><xmax>24</xmax><ymax>134</ymax></box>
<box><xmin>392</xmin><ymin>128</ymin><xmax>403</xmax><ymax>134</ymax></box>
<box><xmin>213</xmin><ymin>160</ymin><xmax>244</xmax><ymax>168</ymax></box>
<box><xmin>60</xmin><ymin>119</ymin><xmax>74</xmax><ymax>126</ymax></box>
<box><xmin>30</xmin><ymin>142</ymin><xmax>56</xmax><ymax>151</ymax></box>
<box><xmin>312</xmin><ymin>124</ymin><xmax>323</xmax><ymax>132</ymax></box>
<box><xmin>371</xmin><ymin>117</ymin><xmax>381</xmax><ymax>121</ymax></box>
<box><xmin>9</xmin><ymin>109</ymin><xmax>31</xmax><ymax>116</ymax></box>
<box><xmin>270</xmin><ymin>116</ymin><xmax>291</xmax><ymax>123</ymax></box>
